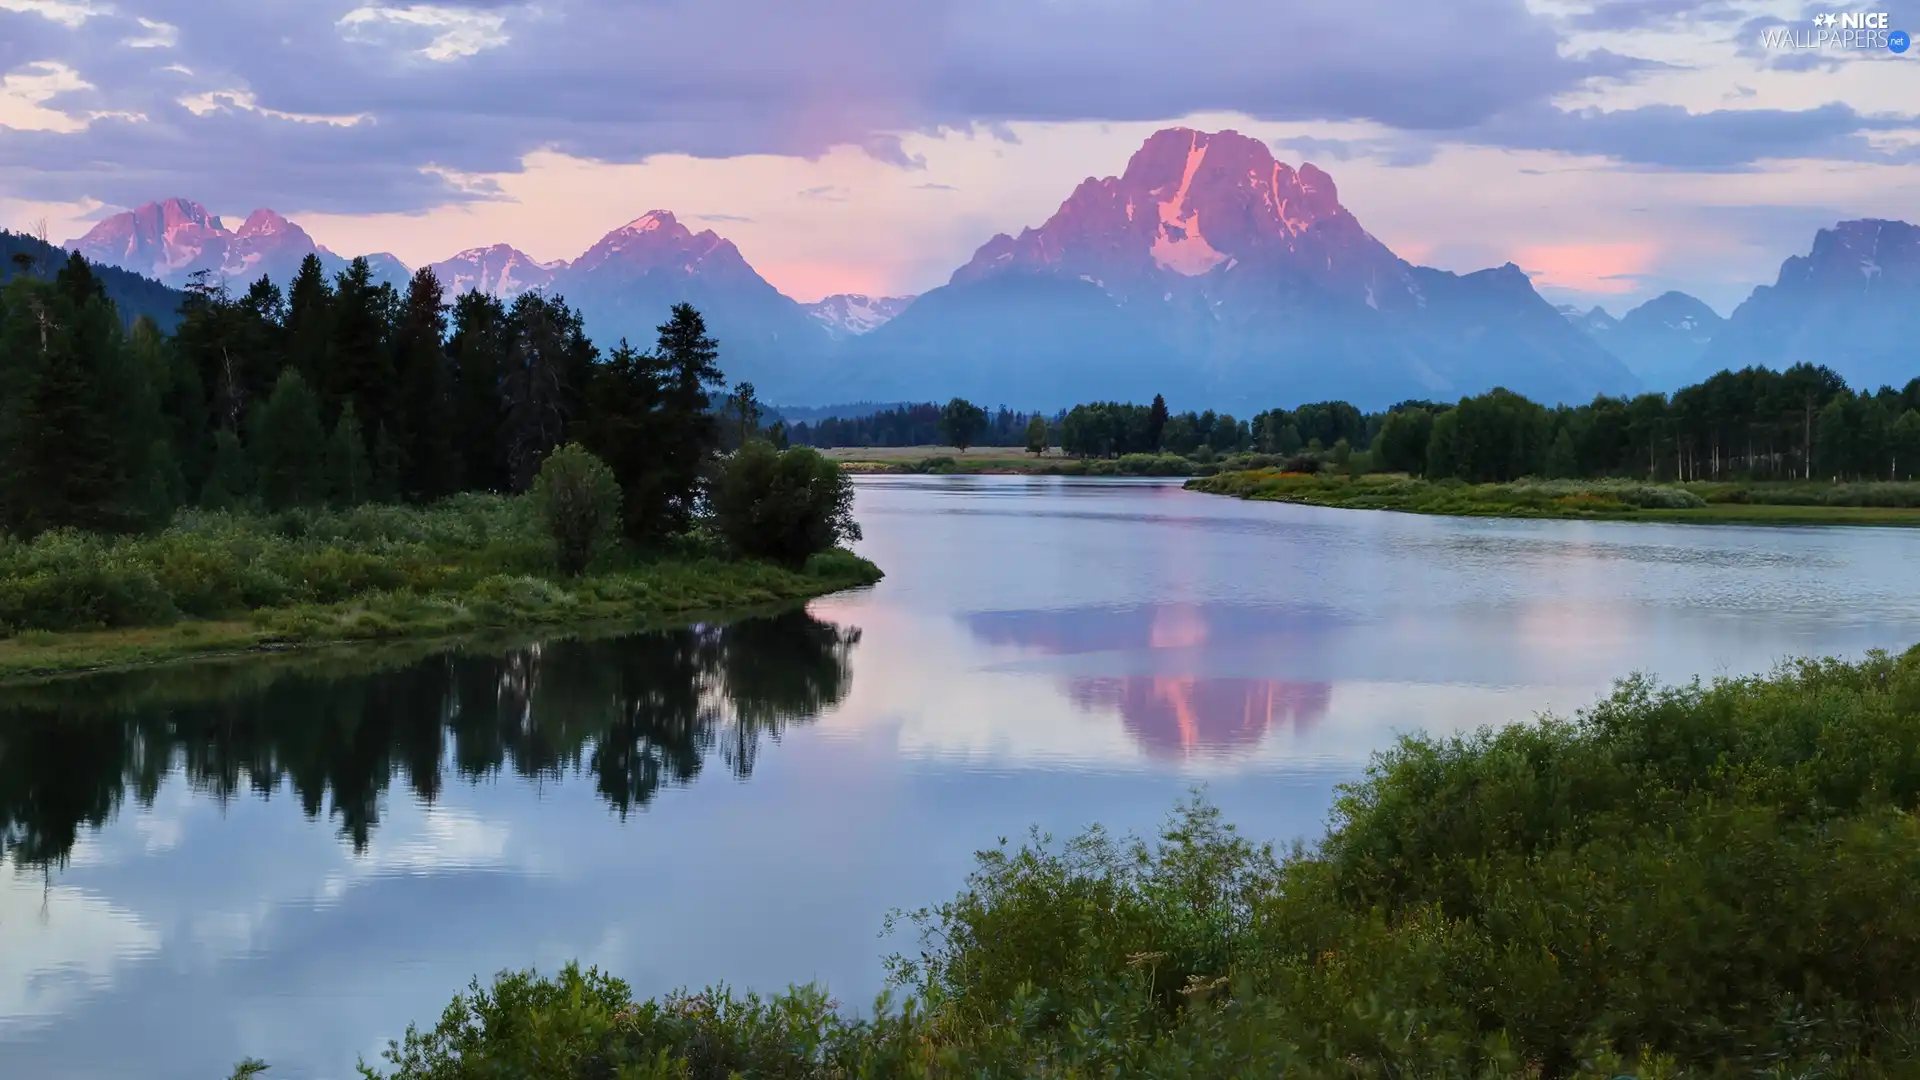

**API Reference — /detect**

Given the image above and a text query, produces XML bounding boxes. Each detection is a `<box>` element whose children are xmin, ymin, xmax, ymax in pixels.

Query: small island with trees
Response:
<box><xmin>0</xmin><ymin>241</ymin><xmax>874</xmax><ymax>680</ymax></box>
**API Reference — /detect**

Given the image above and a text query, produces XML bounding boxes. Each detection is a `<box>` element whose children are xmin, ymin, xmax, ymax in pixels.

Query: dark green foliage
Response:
<box><xmin>1371</xmin><ymin>406</ymin><xmax>1435</xmax><ymax>474</ymax></box>
<box><xmin>939</xmin><ymin>397</ymin><xmax>987</xmax><ymax>451</ymax></box>
<box><xmin>326</xmin><ymin>405</ymin><xmax>372</xmax><ymax>507</ymax></box>
<box><xmin>1147</xmin><ymin>392</ymin><xmax>1170</xmax><ymax>450</ymax></box>
<box><xmin>393</xmin><ymin>267</ymin><xmax>457</xmax><ymax>501</ymax></box>
<box><xmin>448</xmin><ymin>291</ymin><xmax>511</xmax><ymax>493</ymax></box>
<box><xmin>0</xmin><ymin>230</ymin><xmax>183</xmax><ymax>331</ymax></box>
<box><xmin>199</xmin><ymin>429</ymin><xmax>254</xmax><ymax>510</ymax></box>
<box><xmin>1024</xmin><ymin>414</ymin><xmax>1049</xmax><ymax>455</ymax></box>
<box><xmin>709</xmin><ymin>442</ymin><xmax>861</xmax><ymax>566</ymax></box>
<box><xmin>529</xmin><ymin>443</ymin><xmax>622</xmax><ymax>575</ymax></box>
<box><xmin>250</xmin><ymin>371</ymin><xmax>327</xmax><ymax>510</ymax></box>
<box><xmin>502</xmin><ymin>292</ymin><xmax>597</xmax><ymax>491</ymax></box>
<box><xmin>359</xmin><ymin>648</ymin><xmax>1920</xmax><ymax>1078</ymax></box>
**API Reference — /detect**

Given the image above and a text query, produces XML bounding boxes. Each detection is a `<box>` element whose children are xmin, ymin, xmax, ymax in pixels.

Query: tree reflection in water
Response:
<box><xmin>0</xmin><ymin>610</ymin><xmax>860</xmax><ymax>870</ymax></box>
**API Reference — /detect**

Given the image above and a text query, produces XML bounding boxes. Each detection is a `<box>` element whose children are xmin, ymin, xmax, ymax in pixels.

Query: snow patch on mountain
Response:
<box><xmin>804</xmin><ymin>293</ymin><xmax>915</xmax><ymax>339</ymax></box>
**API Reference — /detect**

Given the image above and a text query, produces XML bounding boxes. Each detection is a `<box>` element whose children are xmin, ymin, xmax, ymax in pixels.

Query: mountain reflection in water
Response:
<box><xmin>965</xmin><ymin>602</ymin><xmax>1336</xmax><ymax>759</ymax></box>
<box><xmin>0</xmin><ymin>611</ymin><xmax>859</xmax><ymax>872</ymax></box>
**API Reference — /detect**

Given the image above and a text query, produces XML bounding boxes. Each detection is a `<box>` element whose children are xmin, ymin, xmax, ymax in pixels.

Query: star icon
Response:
<box><xmin>1814</xmin><ymin>12</ymin><xmax>1833</xmax><ymax>26</ymax></box>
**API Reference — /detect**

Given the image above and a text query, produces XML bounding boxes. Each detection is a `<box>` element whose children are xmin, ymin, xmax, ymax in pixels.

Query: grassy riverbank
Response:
<box><xmin>0</xmin><ymin>495</ymin><xmax>880</xmax><ymax>681</ymax></box>
<box><xmin>1188</xmin><ymin>470</ymin><xmax>1920</xmax><ymax>526</ymax></box>
<box><xmin>827</xmin><ymin>445</ymin><xmax>1204</xmax><ymax>476</ymax></box>
<box><xmin>337</xmin><ymin>645</ymin><xmax>1920</xmax><ymax>1078</ymax></box>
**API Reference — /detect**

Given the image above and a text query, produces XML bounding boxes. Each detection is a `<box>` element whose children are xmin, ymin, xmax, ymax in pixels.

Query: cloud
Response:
<box><xmin>1564</xmin><ymin>0</ymin><xmax>1748</xmax><ymax>32</ymax></box>
<box><xmin>799</xmin><ymin>185</ymin><xmax>849</xmax><ymax>201</ymax></box>
<box><xmin>692</xmin><ymin>212</ymin><xmax>754</xmax><ymax>223</ymax></box>
<box><xmin>122</xmin><ymin>16</ymin><xmax>176</xmax><ymax>48</ymax></box>
<box><xmin>337</xmin><ymin>4</ymin><xmax>511</xmax><ymax>62</ymax></box>
<box><xmin>0</xmin><ymin>0</ymin><xmax>1668</xmax><ymax>215</ymax></box>
<box><xmin>1461</xmin><ymin>102</ymin><xmax>1920</xmax><ymax>170</ymax></box>
<box><xmin>914</xmin><ymin>182</ymin><xmax>957</xmax><ymax>191</ymax></box>
<box><xmin>1271</xmin><ymin>135</ymin><xmax>1438</xmax><ymax>167</ymax></box>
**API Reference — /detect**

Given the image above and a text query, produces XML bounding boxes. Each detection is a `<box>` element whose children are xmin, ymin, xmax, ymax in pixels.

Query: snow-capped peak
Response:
<box><xmin>803</xmin><ymin>293</ymin><xmax>916</xmax><ymax>339</ymax></box>
<box><xmin>621</xmin><ymin>210</ymin><xmax>680</xmax><ymax>234</ymax></box>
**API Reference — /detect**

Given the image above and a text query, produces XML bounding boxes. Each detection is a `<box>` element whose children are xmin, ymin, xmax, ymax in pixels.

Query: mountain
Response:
<box><xmin>427</xmin><ymin>243</ymin><xmax>561</xmax><ymax>302</ymax></box>
<box><xmin>803</xmin><ymin>293</ymin><xmax>915</xmax><ymax>339</ymax></box>
<box><xmin>837</xmin><ymin>128</ymin><xmax>1638</xmax><ymax>410</ymax></box>
<box><xmin>1559</xmin><ymin>304</ymin><xmax>1619</xmax><ymax>339</ymax></box>
<box><xmin>1593</xmin><ymin>291</ymin><xmax>1724</xmax><ymax>391</ymax></box>
<box><xmin>2</xmin><ymin>229</ymin><xmax>186</xmax><ymax>331</ymax></box>
<box><xmin>68</xmin><ymin>198</ymin><xmax>410</xmax><ymax>291</ymax></box>
<box><xmin>552</xmin><ymin>210</ymin><xmax>831</xmax><ymax>401</ymax></box>
<box><xmin>1703</xmin><ymin>219</ymin><xmax>1920</xmax><ymax>390</ymax></box>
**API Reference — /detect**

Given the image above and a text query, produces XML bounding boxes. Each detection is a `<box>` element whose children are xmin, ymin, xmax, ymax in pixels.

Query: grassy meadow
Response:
<box><xmin>1188</xmin><ymin>470</ymin><xmax>1920</xmax><ymax>527</ymax></box>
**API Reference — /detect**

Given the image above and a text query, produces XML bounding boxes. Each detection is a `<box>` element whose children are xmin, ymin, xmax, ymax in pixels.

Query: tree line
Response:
<box><xmin>799</xmin><ymin>363</ymin><xmax>1920</xmax><ymax>484</ymax></box>
<box><xmin>0</xmin><ymin>247</ymin><xmax>774</xmax><ymax>542</ymax></box>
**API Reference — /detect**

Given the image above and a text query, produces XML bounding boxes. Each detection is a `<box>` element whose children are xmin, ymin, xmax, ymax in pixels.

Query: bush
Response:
<box><xmin>710</xmin><ymin>442</ymin><xmax>862</xmax><ymax>566</ymax></box>
<box><xmin>528</xmin><ymin>444</ymin><xmax>623</xmax><ymax>576</ymax></box>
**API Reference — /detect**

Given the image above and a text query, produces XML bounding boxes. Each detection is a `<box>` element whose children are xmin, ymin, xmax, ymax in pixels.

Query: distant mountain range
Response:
<box><xmin>60</xmin><ymin>129</ymin><xmax>1920</xmax><ymax>408</ymax></box>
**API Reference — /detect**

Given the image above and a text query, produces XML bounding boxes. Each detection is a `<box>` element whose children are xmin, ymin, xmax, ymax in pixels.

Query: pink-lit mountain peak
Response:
<box><xmin>954</xmin><ymin>127</ymin><xmax>1367</xmax><ymax>286</ymax></box>
<box><xmin>573</xmin><ymin>207</ymin><xmax>752</xmax><ymax>280</ymax></box>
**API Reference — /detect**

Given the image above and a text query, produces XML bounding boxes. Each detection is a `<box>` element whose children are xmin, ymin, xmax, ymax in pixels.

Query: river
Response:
<box><xmin>5</xmin><ymin>476</ymin><xmax>1920</xmax><ymax>1078</ymax></box>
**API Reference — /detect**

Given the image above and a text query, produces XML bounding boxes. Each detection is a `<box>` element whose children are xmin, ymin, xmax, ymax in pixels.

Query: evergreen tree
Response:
<box><xmin>325</xmin><ymin>403</ymin><xmax>372</xmax><ymax>507</ymax></box>
<box><xmin>329</xmin><ymin>256</ymin><xmax>400</xmax><ymax>438</ymax></box>
<box><xmin>1025</xmin><ymin>414</ymin><xmax>1050</xmax><ymax>455</ymax></box>
<box><xmin>1147</xmin><ymin>393</ymin><xmax>1170</xmax><ymax>451</ymax></box>
<box><xmin>1892</xmin><ymin>410</ymin><xmax>1920</xmax><ymax>480</ymax></box>
<box><xmin>373</xmin><ymin>422</ymin><xmax>402</xmax><ymax>504</ymax></box>
<box><xmin>1545</xmin><ymin>427</ymin><xmax>1578</xmax><ymax>479</ymax></box>
<box><xmin>727</xmin><ymin>380</ymin><xmax>762</xmax><ymax>449</ymax></box>
<box><xmin>393</xmin><ymin>267</ymin><xmax>455</xmax><ymax>501</ymax></box>
<box><xmin>199</xmin><ymin>428</ymin><xmax>254</xmax><ymax>510</ymax></box>
<box><xmin>646</xmin><ymin>303</ymin><xmax>724</xmax><ymax>531</ymax></box>
<box><xmin>448</xmin><ymin>291</ymin><xmax>512</xmax><ymax>493</ymax></box>
<box><xmin>579</xmin><ymin>338</ymin><xmax>672</xmax><ymax>541</ymax></box>
<box><xmin>251</xmin><ymin>370</ymin><xmax>327</xmax><ymax>509</ymax></box>
<box><xmin>940</xmin><ymin>397</ymin><xmax>987</xmax><ymax>451</ymax></box>
<box><xmin>1</xmin><ymin>317</ymin><xmax>117</xmax><ymax>534</ymax></box>
<box><xmin>502</xmin><ymin>293</ymin><xmax>596</xmax><ymax>491</ymax></box>
<box><xmin>283</xmin><ymin>254</ymin><xmax>334</xmax><ymax>392</ymax></box>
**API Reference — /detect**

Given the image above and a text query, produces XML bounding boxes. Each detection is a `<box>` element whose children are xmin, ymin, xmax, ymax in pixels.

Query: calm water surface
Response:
<box><xmin>7</xmin><ymin>476</ymin><xmax>1920</xmax><ymax>1078</ymax></box>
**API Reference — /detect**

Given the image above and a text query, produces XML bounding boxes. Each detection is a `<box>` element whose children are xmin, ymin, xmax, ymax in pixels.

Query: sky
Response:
<box><xmin>0</xmin><ymin>0</ymin><xmax>1915</xmax><ymax>313</ymax></box>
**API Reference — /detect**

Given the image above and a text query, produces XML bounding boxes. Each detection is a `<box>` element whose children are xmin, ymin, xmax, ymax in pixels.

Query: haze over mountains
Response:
<box><xmin>61</xmin><ymin>128</ymin><xmax>1918</xmax><ymax>409</ymax></box>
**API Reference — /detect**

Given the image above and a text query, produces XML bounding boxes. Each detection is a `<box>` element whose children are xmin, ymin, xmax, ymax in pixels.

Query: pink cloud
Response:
<box><xmin>1513</xmin><ymin>241</ymin><xmax>1659</xmax><ymax>294</ymax></box>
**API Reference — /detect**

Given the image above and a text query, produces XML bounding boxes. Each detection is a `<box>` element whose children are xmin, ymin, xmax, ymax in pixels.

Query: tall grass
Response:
<box><xmin>359</xmin><ymin>647</ymin><xmax>1920</xmax><ymax>1078</ymax></box>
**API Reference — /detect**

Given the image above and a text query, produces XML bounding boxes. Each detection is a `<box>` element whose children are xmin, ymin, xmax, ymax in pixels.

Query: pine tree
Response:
<box><xmin>1545</xmin><ymin>427</ymin><xmax>1578</xmax><ymax>479</ymax></box>
<box><xmin>329</xmin><ymin>256</ymin><xmax>400</xmax><ymax>438</ymax></box>
<box><xmin>284</xmin><ymin>254</ymin><xmax>334</xmax><ymax>392</ymax></box>
<box><xmin>393</xmin><ymin>267</ymin><xmax>455</xmax><ymax>501</ymax></box>
<box><xmin>373</xmin><ymin>422</ymin><xmax>402</xmax><ymax>504</ymax></box>
<box><xmin>1147</xmin><ymin>393</ymin><xmax>1170</xmax><ymax>451</ymax></box>
<box><xmin>580</xmin><ymin>338</ymin><xmax>671</xmax><ymax>540</ymax></box>
<box><xmin>651</xmin><ymin>303</ymin><xmax>725</xmax><ymax>531</ymax></box>
<box><xmin>1025</xmin><ymin>414</ymin><xmax>1049</xmax><ymax>455</ymax></box>
<box><xmin>251</xmin><ymin>370</ymin><xmax>327</xmax><ymax>509</ymax></box>
<box><xmin>325</xmin><ymin>403</ymin><xmax>372</xmax><ymax>507</ymax></box>
<box><xmin>502</xmin><ymin>293</ymin><xmax>595</xmax><ymax>491</ymax></box>
<box><xmin>448</xmin><ymin>291</ymin><xmax>511</xmax><ymax>493</ymax></box>
<box><xmin>3</xmin><ymin>333</ymin><xmax>118</xmax><ymax>534</ymax></box>
<box><xmin>199</xmin><ymin>428</ymin><xmax>254</xmax><ymax>510</ymax></box>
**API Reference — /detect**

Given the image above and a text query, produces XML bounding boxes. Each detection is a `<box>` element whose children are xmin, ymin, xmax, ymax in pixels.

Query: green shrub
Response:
<box><xmin>710</xmin><ymin>442</ymin><xmax>862</xmax><ymax>567</ymax></box>
<box><xmin>528</xmin><ymin>444</ymin><xmax>623</xmax><ymax>576</ymax></box>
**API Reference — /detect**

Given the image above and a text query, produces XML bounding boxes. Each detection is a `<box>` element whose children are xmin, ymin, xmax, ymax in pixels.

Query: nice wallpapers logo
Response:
<box><xmin>1761</xmin><ymin>11</ymin><xmax>1912</xmax><ymax>52</ymax></box>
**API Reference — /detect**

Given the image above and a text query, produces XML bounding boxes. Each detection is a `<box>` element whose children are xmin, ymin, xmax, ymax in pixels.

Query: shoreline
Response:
<box><xmin>0</xmin><ymin>552</ymin><xmax>882</xmax><ymax>684</ymax></box>
<box><xmin>1186</xmin><ymin>471</ymin><xmax>1920</xmax><ymax>528</ymax></box>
